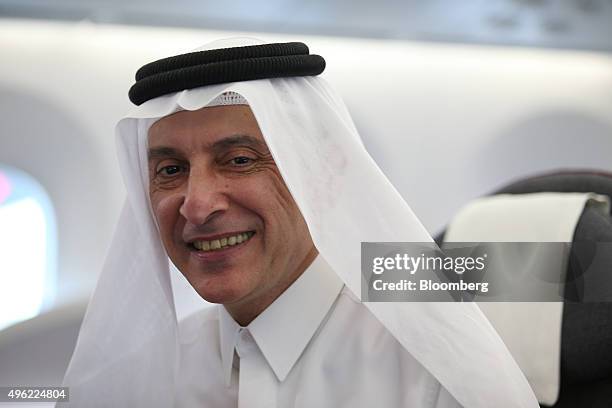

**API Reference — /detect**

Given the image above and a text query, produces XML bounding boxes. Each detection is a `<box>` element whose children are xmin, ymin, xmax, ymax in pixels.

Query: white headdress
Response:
<box><xmin>62</xmin><ymin>38</ymin><xmax>538</xmax><ymax>407</ymax></box>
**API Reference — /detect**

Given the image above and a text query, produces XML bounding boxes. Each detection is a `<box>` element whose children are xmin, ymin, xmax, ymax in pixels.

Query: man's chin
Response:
<box><xmin>190</xmin><ymin>277</ymin><xmax>252</xmax><ymax>305</ymax></box>
<box><xmin>196</xmin><ymin>289</ymin><xmax>243</xmax><ymax>305</ymax></box>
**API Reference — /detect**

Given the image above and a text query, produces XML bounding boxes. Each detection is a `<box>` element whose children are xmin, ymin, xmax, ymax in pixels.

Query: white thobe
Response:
<box><xmin>175</xmin><ymin>256</ymin><xmax>461</xmax><ymax>407</ymax></box>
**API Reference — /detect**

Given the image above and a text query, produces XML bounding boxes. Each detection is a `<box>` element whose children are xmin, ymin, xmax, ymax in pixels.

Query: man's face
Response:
<box><xmin>148</xmin><ymin>105</ymin><xmax>316</xmax><ymax>313</ymax></box>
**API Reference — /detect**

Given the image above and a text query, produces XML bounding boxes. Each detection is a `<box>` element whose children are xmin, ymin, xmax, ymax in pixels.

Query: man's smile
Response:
<box><xmin>189</xmin><ymin>231</ymin><xmax>256</xmax><ymax>252</ymax></box>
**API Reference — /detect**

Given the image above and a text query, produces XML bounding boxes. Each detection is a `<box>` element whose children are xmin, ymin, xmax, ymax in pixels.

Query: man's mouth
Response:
<box><xmin>190</xmin><ymin>231</ymin><xmax>255</xmax><ymax>252</ymax></box>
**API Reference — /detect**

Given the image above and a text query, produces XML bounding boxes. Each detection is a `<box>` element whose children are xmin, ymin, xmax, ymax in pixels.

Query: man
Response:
<box><xmin>62</xmin><ymin>38</ymin><xmax>538</xmax><ymax>407</ymax></box>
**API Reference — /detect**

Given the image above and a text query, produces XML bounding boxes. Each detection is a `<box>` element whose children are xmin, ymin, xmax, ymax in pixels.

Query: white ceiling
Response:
<box><xmin>1</xmin><ymin>0</ymin><xmax>612</xmax><ymax>52</ymax></box>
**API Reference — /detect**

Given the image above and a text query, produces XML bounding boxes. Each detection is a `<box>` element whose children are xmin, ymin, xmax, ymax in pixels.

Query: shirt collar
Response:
<box><xmin>218</xmin><ymin>255</ymin><xmax>344</xmax><ymax>385</ymax></box>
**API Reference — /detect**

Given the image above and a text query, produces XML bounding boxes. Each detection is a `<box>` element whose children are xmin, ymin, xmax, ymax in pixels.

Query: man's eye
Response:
<box><xmin>157</xmin><ymin>165</ymin><xmax>183</xmax><ymax>176</ymax></box>
<box><xmin>230</xmin><ymin>156</ymin><xmax>253</xmax><ymax>166</ymax></box>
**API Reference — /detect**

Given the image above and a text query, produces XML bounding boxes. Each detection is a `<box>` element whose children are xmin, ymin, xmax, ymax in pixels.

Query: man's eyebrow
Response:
<box><xmin>212</xmin><ymin>134</ymin><xmax>267</xmax><ymax>152</ymax></box>
<box><xmin>147</xmin><ymin>146</ymin><xmax>183</xmax><ymax>161</ymax></box>
<box><xmin>147</xmin><ymin>135</ymin><xmax>267</xmax><ymax>160</ymax></box>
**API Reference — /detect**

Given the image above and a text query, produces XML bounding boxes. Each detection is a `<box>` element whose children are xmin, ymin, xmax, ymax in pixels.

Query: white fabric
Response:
<box><xmin>61</xmin><ymin>37</ymin><xmax>539</xmax><ymax>407</ymax></box>
<box><xmin>444</xmin><ymin>192</ymin><xmax>611</xmax><ymax>406</ymax></box>
<box><xmin>218</xmin><ymin>255</ymin><xmax>344</xmax><ymax>386</ymax></box>
<box><xmin>207</xmin><ymin>91</ymin><xmax>249</xmax><ymax>107</ymax></box>
<box><xmin>176</xmin><ymin>254</ymin><xmax>459</xmax><ymax>408</ymax></box>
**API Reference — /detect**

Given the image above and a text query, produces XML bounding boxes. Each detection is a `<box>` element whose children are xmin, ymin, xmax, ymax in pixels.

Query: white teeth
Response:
<box><xmin>193</xmin><ymin>232</ymin><xmax>253</xmax><ymax>252</ymax></box>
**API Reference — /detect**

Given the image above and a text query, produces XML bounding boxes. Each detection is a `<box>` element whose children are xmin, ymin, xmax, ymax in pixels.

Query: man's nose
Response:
<box><xmin>179</xmin><ymin>170</ymin><xmax>229</xmax><ymax>225</ymax></box>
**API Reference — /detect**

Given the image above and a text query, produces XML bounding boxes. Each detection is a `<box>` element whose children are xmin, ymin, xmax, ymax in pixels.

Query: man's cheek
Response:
<box><xmin>151</xmin><ymin>195</ymin><xmax>181</xmax><ymax>235</ymax></box>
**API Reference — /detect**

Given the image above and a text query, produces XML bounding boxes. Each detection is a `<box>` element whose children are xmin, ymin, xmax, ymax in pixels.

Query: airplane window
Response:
<box><xmin>0</xmin><ymin>165</ymin><xmax>57</xmax><ymax>330</ymax></box>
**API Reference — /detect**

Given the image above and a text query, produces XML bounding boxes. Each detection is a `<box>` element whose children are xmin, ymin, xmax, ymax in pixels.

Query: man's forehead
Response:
<box><xmin>147</xmin><ymin>105</ymin><xmax>267</xmax><ymax>151</ymax></box>
<box><xmin>149</xmin><ymin>104</ymin><xmax>256</xmax><ymax>134</ymax></box>
<box><xmin>147</xmin><ymin>134</ymin><xmax>267</xmax><ymax>161</ymax></box>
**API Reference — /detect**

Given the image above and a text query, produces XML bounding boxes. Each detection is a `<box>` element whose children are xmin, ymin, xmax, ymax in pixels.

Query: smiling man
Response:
<box><xmin>61</xmin><ymin>39</ymin><xmax>538</xmax><ymax>408</ymax></box>
<box><xmin>147</xmin><ymin>105</ymin><xmax>317</xmax><ymax>325</ymax></box>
